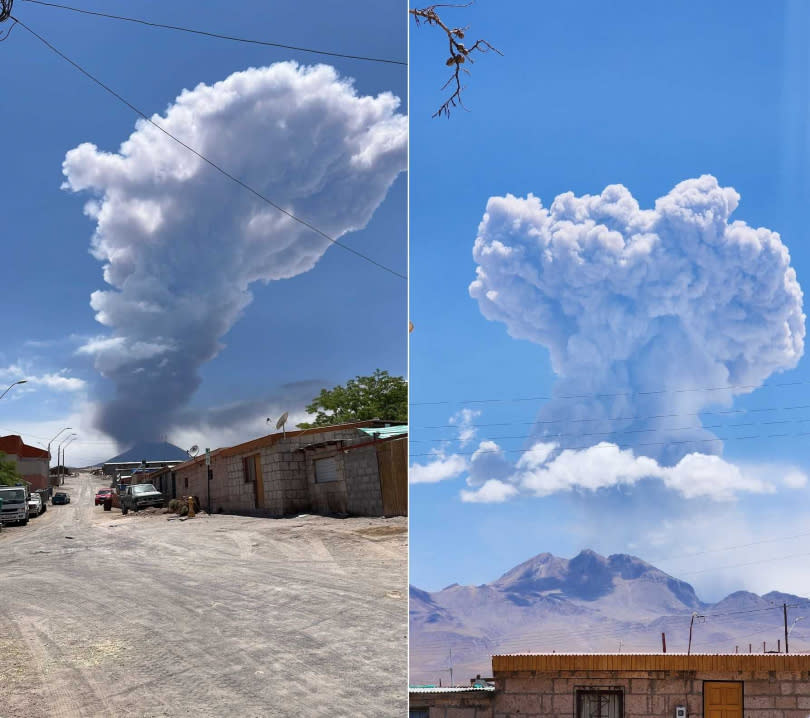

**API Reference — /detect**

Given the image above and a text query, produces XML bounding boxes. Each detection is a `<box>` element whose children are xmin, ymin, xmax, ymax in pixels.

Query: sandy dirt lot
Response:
<box><xmin>0</xmin><ymin>472</ymin><xmax>407</xmax><ymax>717</ymax></box>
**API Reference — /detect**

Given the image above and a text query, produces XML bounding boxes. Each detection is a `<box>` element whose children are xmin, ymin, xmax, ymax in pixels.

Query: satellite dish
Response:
<box><xmin>276</xmin><ymin>411</ymin><xmax>289</xmax><ymax>437</ymax></box>
<box><xmin>188</xmin><ymin>445</ymin><xmax>199</xmax><ymax>457</ymax></box>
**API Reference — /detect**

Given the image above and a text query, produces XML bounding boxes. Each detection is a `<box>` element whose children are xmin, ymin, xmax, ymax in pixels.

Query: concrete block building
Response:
<box><xmin>0</xmin><ymin>435</ymin><xmax>49</xmax><ymax>490</ymax></box>
<box><xmin>150</xmin><ymin>420</ymin><xmax>407</xmax><ymax>517</ymax></box>
<box><xmin>410</xmin><ymin>653</ymin><xmax>810</xmax><ymax>718</ymax></box>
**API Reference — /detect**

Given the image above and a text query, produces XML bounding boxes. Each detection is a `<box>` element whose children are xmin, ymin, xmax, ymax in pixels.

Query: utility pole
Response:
<box><xmin>206</xmin><ymin>448</ymin><xmax>212</xmax><ymax>515</ymax></box>
<box><xmin>784</xmin><ymin>603</ymin><xmax>789</xmax><ymax>654</ymax></box>
<box><xmin>662</xmin><ymin>632</ymin><xmax>667</xmax><ymax>653</ymax></box>
<box><xmin>688</xmin><ymin>613</ymin><xmax>704</xmax><ymax>656</ymax></box>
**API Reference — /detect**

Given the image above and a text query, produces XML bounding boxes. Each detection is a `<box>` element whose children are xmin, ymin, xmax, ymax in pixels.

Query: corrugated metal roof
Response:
<box><xmin>358</xmin><ymin>424</ymin><xmax>407</xmax><ymax>439</ymax></box>
<box><xmin>219</xmin><ymin>419</ymin><xmax>393</xmax><ymax>458</ymax></box>
<box><xmin>492</xmin><ymin>653</ymin><xmax>810</xmax><ymax>673</ymax></box>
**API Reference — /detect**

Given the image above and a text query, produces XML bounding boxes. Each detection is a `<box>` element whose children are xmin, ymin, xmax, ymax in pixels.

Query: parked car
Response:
<box><xmin>94</xmin><ymin>488</ymin><xmax>113</xmax><ymax>506</ymax></box>
<box><xmin>52</xmin><ymin>492</ymin><xmax>70</xmax><ymax>505</ymax></box>
<box><xmin>120</xmin><ymin>483</ymin><xmax>164</xmax><ymax>514</ymax></box>
<box><xmin>27</xmin><ymin>493</ymin><xmax>43</xmax><ymax>517</ymax></box>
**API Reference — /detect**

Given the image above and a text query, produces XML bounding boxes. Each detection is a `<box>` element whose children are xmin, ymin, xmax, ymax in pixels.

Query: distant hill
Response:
<box><xmin>104</xmin><ymin>441</ymin><xmax>189</xmax><ymax>464</ymax></box>
<box><xmin>409</xmin><ymin>549</ymin><xmax>810</xmax><ymax>684</ymax></box>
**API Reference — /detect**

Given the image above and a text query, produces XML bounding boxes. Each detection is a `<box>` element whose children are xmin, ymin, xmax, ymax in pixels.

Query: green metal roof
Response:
<box><xmin>358</xmin><ymin>425</ymin><xmax>407</xmax><ymax>439</ymax></box>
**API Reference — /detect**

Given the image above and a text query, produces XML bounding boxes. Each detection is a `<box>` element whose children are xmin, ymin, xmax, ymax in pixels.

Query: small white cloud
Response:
<box><xmin>410</xmin><ymin>451</ymin><xmax>468</xmax><ymax>485</ymax></box>
<box><xmin>782</xmin><ymin>469</ymin><xmax>808</xmax><ymax>489</ymax></box>
<box><xmin>449</xmin><ymin>408</ymin><xmax>482</xmax><ymax>447</ymax></box>
<box><xmin>466</xmin><ymin>440</ymin><xmax>514</xmax><ymax>487</ymax></box>
<box><xmin>461</xmin><ymin>479</ymin><xmax>519</xmax><ymax>503</ymax></box>
<box><xmin>0</xmin><ymin>365</ymin><xmax>86</xmax><ymax>393</ymax></box>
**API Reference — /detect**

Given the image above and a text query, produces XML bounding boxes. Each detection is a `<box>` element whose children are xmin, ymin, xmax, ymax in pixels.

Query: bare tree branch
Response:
<box><xmin>410</xmin><ymin>2</ymin><xmax>501</xmax><ymax>118</ymax></box>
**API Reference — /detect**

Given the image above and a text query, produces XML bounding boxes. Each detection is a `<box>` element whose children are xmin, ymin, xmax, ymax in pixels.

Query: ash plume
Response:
<box><xmin>470</xmin><ymin>176</ymin><xmax>805</xmax><ymax>465</ymax></box>
<box><xmin>64</xmin><ymin>63</ymin><xmax>407</xmax><ymax>444</ymax></box>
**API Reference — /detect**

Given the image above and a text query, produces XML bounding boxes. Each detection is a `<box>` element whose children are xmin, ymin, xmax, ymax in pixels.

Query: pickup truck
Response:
<box><xmin>119</xmin><ymin>483</ymin><xmax>164</xmax><ymax>514</ymax></box>
<box><xmin>0</xmin><ymin>485</ymin><xmax>29</xmax><ymax>525</ymax></box>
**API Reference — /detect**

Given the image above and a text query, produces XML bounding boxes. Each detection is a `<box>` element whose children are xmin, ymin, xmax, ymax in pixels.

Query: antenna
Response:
<box><xmin>276</xmin><ymin>411</ymin><xmax>289</xmax><ymax>438</ymax></box>
<box><xmin>187</xmin><ymin>445</ymin><xmax>199</xmax><ymax>457</ymax></box>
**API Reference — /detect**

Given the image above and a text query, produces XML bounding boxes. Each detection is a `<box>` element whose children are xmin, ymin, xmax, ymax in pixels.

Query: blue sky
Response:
<box><xmin>0</xmin><ymin>0</ymin><xmax>406</xmax><ymax>464</ymax></box>
<box><xmin>409</xmin><ymin>0</ymin><xmax>810</xmax><ymax>601</ymax></box>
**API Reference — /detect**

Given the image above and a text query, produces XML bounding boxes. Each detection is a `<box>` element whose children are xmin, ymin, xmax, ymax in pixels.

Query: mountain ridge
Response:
<box><xmin>409</xmin><ymin>548</ymin><xmax>809</xmax><ymax>684</ymax></box>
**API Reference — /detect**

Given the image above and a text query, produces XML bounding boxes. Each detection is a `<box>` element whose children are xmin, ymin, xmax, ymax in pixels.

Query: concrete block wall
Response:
<box><xmin>259</xmin><ymin>447</ymin><xmax>308</xmax><ymax>516</ymax></box>
<box><xmin>213</xmin><ymin>426</ymin><xmax>391</xmax><ymax>517</ymax></box>
<box><xmin>221</xmin><ymin>454</ymin><xmax>258</xmax><ymax>513</ymax></box>
<box><xmin>344</xmin><ymin>445</ymin><xmax>383</xmax><ymax>516</ymax></box>
<box><xmin>493</xmin><ymin>669</ymin><xmax>810</xmax><ymax>718</ymax></box>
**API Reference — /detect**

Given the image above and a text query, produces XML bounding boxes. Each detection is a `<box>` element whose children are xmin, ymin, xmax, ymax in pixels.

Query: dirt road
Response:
<box><xmin>0</xmin><ymin>472</ymin><xmax>407</xmax><ymax>717</ymax></box>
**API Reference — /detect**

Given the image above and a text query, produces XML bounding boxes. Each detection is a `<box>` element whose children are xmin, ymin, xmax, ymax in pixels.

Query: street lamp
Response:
<box><xmin>0</xmin><ymin>379</ymin><xmax>27</xmax><ymax>401</ymax></box>
<box><xmin>62</xmin><ymin>434</ymin><xmax>78</xmax><ymax>484</ymax></box>
<box><xmin>57</xmin><ymin>433</ymin><xmax>77</xmax><ymax>485</ymax></box>
<box><xmin>47</xmin><ymin>427</ymin><xmax>73</xmax><ymax>465</ymax></box>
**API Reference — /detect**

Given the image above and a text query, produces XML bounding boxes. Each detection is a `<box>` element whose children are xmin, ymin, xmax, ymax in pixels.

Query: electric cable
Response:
<box><xmin>409</xmin><ymin>415</ymin><xmax>810</xmax><ymax>444</ymax></box>
<box><xmin>411</xmin><ymin>379</ymin><xmax>810</xmax><ymax>407</ymax></box>
<box><xmin>20</xmin><ymin>0</ymin><xmax>406</xmax><ymax>65</ymax></box>
<box><xmin>418</xmin><ymin>402</ymin><xmax>810</xmax><ymax>431</ymax></box>
<box><xmin>11</xmin><ymin>16</ymin><xmax>407</xmax><ymax>280</ymax></box>
<box><xmin>408</xmin><ymin>428</ymin><xmax>810</xmax><ymax>457</ymax></box>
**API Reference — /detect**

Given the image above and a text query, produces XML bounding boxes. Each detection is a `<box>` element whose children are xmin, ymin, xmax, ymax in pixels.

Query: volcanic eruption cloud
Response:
<box><xmin>470</xmin><ymin>176</ymin><xmax>805</xmax><ymax>467</ymax></box>
<box><xmin>64</xmin><ymin>63</ymin><xmax>407</xmax><ymax>444</ymax></box>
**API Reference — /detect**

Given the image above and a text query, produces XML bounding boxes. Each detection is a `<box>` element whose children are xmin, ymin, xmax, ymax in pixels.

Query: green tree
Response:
<box><xmin>0</xmin><ymin>451</ymin><xmax>22</xmax><ymax>486</ymax></box>
<box><xmin>297</xmin><ymin>370</ymin><xmax>407</xmax><ymax>428</ymax></box>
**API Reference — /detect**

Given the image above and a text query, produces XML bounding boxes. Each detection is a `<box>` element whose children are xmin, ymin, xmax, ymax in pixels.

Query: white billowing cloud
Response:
<box><xmin>62</xmin><ymin>62</ymin><xmax>407</xmax><ymax>444</ymax></box>
<box><xmin>783</xmin><ymin>469</ymin><xmax>808</xmax><ymax>489</ymax></box>
<box><xmin>461</xmin><ymin>479</ymin><xmax>518</xmax><ymax>503</ymax></box>
<box><xmin>466</xmin><ymin>439</ymin><xmax>514</xmax><ymax>487</ymax></box>
<box><xmin>470</xmin><ymin>176</ymin><xmax>805</xmax><ymax>465</ymax></box>
<box><xmin>0</xmin><ymin>364</ymin><xmax>86</xmax><ymax>393</ymax></box>
<box><xmin>410</xmin><ymin>451</ymin><xmax>468</xmax><ymax>484</ymax></box>
<box><xmin>29</xmin><ymin>373</ymin><xmax>87</xmax><ymax>392</ymax></box>
<box><xmin>518</xmin><ymin>442</ymin><xmax>662</xmax><ymax>496</ymax></box>
<box><xmin>467</xmin><ymin>441</ymin><xmax>792</xmax><ymax>502</ymax></box>
<box><xmin>449</xmin><ymin>408</ymin><xmax>481</xmax><ymax>447</ymax></box>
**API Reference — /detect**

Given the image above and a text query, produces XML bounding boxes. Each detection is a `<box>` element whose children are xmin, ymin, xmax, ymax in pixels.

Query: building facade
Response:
<box><xmin>0</xmin><ymin>435</ymin><xmax>49</xmax><ymax>490</ymax></box>
<box><xmin>149</xmin><ymin>420</ymin><xmax>407</xmax><ymax>518</ymax></box>
<box><xmin>411</xmin><ymin>653</ymin><xmax>810</xmax><ymax>718</ymax></box>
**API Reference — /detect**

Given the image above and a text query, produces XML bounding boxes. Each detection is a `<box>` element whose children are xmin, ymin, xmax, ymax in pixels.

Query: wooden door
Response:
<box><xmin>704</xmin><ymin>681</ymin><xmax>742</xmax><ymax>718</ymax></box>
<box><xmin>376</xmin><ymin>439</ymin><xmax>407</xmax><ymax>516</ymax></box>
<box><xmin>253</xmin><ymin>454</ymin><xmax>265</xmax><ymax>509</ymax></box>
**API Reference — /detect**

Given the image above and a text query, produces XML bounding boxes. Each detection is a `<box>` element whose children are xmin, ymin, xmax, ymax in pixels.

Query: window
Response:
<box><xmin>184</xmin><ymin>477</ymin><xmax>188</xmax><ymax>489</ymax></box>
<box><xmin>314</xmin><ymin>456</ymin><xmax>338</xmax><ymax>483</ymax></box>
<box><xmin>408</xmin><ymin>710</ymin><xmax>429</xmax><ymax>718</ymax></box>
<box><xmin>243</xmin><ymin>456</ymin><xmax>257</xmax><ymax>483</ymax></box>
<box><xmin>576</xmin><ymin>689</ymin><xmax>623</xmax><ymax>718</ymax></box>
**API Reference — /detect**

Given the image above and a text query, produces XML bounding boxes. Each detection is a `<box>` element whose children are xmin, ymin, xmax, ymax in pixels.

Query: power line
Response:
<box><xmin>409</xmin><ymin>415</ymin><xmax>810</xmax><ymax>444</ymax></box>
<box><xmin>411</xmin><ymin>379</ymin><xmax>809</xmax><ymax>407</ymax></box>
<box><xmin>11</xmin><ymin>16</ymin><xmax>407</xmax><ymax>281</ymax></box>
<box><xmin>19</xmin><ymin>0</ymin><xmax>407</xmax><ymax>66</ymax></box>
<box><xmin>649</xmin><ymin>531</ymin><xmax>810</xmax><ymax>565</ymax></box>
<box><xmin>418</xmin><ymin>402</ymin><xmax>810</xmax><ymax>431</ymax></box>
<box><xmin>409</xmin><ymin>428</ymin><xmax>810</xmax><ymax>457</ymax></box>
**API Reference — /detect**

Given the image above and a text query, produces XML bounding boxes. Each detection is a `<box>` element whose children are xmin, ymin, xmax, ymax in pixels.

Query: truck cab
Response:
<box><xmin>120</xmin><ymin>483</ymin><xmax>164</xmax><ymax>514</ymax></box>
<box><xmin>0</xmin><ymin>485</ymin><xmax>30</xmax><ymax>526</ymax></box>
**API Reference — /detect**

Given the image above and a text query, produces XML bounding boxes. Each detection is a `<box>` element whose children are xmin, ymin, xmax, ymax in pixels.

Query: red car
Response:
<box><xmin>94</xmin><ymin>488</ymin><xmax>114</xmax><ymax>506</ymax></box>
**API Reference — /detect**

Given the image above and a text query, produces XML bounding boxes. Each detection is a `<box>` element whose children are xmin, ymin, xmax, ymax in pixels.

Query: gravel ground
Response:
<box><xmin>0</xmin><ymin>472</ymin><xmax>407</xmax><ymax>717</ymax></box>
